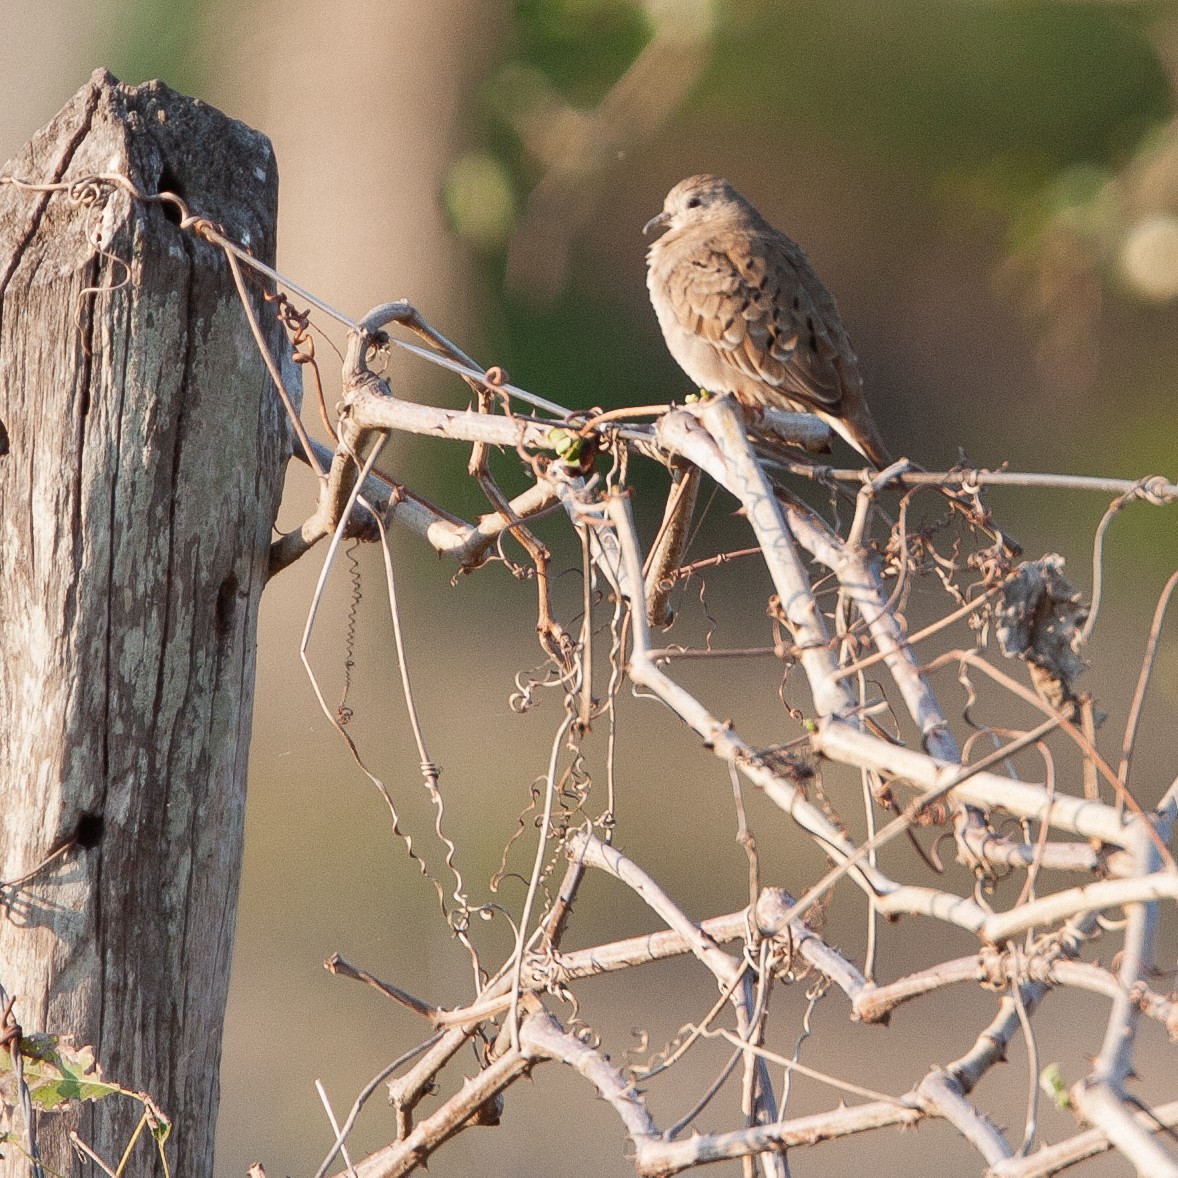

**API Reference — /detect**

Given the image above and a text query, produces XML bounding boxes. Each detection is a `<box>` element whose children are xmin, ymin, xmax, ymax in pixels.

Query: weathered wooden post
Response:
<box><xmin>0</xmin><ymin>69</ymin><xmax>290</xmax><ymax>1176</ymax></box>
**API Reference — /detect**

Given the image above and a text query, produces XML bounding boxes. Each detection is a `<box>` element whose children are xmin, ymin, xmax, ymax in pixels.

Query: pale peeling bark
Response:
<box><xmin>0</xmin><ymin>70</ymin><xmax>289</xmax><ymax>1176</ymax></box>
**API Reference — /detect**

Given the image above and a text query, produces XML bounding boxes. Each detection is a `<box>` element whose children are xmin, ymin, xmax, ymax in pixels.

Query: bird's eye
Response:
<box><xmin>686</xmin><ymin>196</ymin><xmax>702</xmax><ymax>209</ymax></box>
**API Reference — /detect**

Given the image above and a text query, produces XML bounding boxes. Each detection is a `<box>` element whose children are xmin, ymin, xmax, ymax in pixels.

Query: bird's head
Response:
<box><xmin>642</xmin><ymin>174</ymin><xmax>753</xmax><ymax>237</ymax></box>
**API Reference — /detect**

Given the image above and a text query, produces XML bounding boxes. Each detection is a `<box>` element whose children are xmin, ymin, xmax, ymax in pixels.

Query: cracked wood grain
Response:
<box><xmin>0</xmin><ymin>69</ymin><xmax>289</xmax><ymax>1178</ymax></box>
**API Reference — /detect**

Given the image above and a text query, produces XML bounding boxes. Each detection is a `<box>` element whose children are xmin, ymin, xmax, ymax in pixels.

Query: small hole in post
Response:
<box><xmin>73</xmin><ymin>812</ymin><xmax>105</xmax><ymax>850</ymax></box>
<box><xmin>157</xmin><ymin>164</ymin><xmax>185</xmax><ymax>227</ymax></box>
<box><xmin>215</xmin><ymin>572</ymin><xmax>239</xmax><ymax>636</ymax></box>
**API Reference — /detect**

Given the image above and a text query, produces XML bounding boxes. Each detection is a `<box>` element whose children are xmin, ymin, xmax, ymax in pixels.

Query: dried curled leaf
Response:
<box><xmin>0</xmin><ymin>1034</ymin><xmax>119</xmax><ymax>1111</ymax></box>
<box><xmin>995</xmin><ymin>555</ymin><xmax>1088</xmax><ymax>709</ymax></box>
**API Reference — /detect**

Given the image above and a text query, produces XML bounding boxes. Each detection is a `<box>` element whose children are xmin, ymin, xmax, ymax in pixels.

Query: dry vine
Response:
<box><xmin>4</xmin><ymin>170</ymin><xmax>1178</xmax><ymax>1178</ymax></box>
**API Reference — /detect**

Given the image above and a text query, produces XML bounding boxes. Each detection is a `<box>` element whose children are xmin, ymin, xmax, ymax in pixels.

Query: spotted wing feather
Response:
<box><xmin>663</xmin><ymin>227</ymin><xmax>858</xmax><ymax>414</ymax></box>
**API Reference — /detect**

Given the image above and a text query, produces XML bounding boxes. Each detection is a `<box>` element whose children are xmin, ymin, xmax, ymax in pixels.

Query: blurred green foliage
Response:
<box><xmin>492</xmin><ymin>282</ymin><xmax>656</xmax><ymax>408</ymax></box>
<box><xmin>458</xmin><ymin>0</ymin><xmax>1173</xmax><ymax>433</ymax></box>
<box><xmin>478</xmin><ymin>0</ymin><xmax>1169</xmax><ymax>237</ymax></box>
<box><xmin>445</xmin><ymin>152</ymin><xmax>518</xmax><ymax>249</ymax></box>
<box><xmin>102</xmin><ymin>0</ymin><xmax>209</xmax><ymax>94</ymax></box>
<box><xmin>705</xmin><ymin>2</ymin><xmax>1168</xmax><ymax>176</ymax></box>
<box><xmin>513</xmin><ymin>0</ymin><xmax>652</xmax><ymax>106</ymax></box>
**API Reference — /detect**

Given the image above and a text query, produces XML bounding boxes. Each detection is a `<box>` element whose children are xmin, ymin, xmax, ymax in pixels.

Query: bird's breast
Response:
<box><xmin>647</xmin><ymin>236</ymin><xmax>778</xmax><ymax>404</ymax></box>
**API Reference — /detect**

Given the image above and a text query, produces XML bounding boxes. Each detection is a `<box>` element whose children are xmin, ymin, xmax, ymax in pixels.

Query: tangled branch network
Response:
<box><xmin>7</xmin><ymin>170</ymin><xmax>1178</xmax><ymax>1178</ymax></box>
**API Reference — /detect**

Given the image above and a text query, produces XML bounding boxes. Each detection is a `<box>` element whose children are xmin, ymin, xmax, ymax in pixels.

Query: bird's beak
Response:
<box><xmin>643</xmin><ymin>210</ymin><xmax>671</xmax><ymax>237</ymax></box>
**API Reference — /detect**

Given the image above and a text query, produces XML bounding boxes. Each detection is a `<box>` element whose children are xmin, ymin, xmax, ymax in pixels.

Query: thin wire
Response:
<box><xmin>1118</xmin><ymin>569</ymin><xmax>1178</xmax><ymax>791</ymax></box>
<box><xmin>315</xmin><ymin>1080</ymin><xmax>358</xmax><ymax>1178</ymax></box>
<box><xmin>509</xmin><ymin>708</ymin><xmax>576</xmax><ymax>1051</ymax></box>
<box><xmin>312</xmin><ymin>1035</ymin><xmax>444</xmax><ymax>1178</ymax></box>
<box><xmin>1011</xmin><ymin>959</ymin><xmax>1041</xmax><ymax>1157</ymax></box>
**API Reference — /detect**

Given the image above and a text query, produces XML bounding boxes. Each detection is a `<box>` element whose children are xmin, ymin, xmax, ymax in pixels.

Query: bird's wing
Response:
<box><xmin>662</xmin><ymin>227</ymin><xmax>857</xmax><ymax>412</ymax></box>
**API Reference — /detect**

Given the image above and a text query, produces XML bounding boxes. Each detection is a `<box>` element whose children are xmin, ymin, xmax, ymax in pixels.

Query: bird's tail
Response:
<box><xmin>821</xmin><ymin>410</ymin><xmax>892</xmax><ymax>470</ymax></box>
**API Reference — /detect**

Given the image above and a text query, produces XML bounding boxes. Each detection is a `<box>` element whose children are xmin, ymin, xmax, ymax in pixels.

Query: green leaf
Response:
<box><xmin>7</xmin><ymin>1035</ymin><xmax>123</xmax><ymax>1111</ymax></box>
<box><xmin>1039</xmin><ymin>1062</ymin><xmax>1071</xmax><ymax>1111</ymax></box>
<box><xmin>547</xmin><ymin>427</ymin><xmax>584</xmax><ymax>462</ymax></box>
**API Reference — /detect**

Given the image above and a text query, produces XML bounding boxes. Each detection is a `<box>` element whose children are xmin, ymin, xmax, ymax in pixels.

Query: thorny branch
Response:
<box><xmin>4</xmin><ymin>169</ymin><xmax>1177</xmax><ymax>1178</ymax></box>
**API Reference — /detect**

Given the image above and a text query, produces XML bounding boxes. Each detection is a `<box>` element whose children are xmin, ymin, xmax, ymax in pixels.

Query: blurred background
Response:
<box><xmin>3</xmin><ymin>2</ymin><xmax>1177</xmax><ymax>1175</ymax></box>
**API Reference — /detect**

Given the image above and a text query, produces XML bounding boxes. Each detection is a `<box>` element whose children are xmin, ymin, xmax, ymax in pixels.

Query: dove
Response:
<box><xmin>645</xmin><ymin>174</ymin><xmax>891</xmax><ymax>468</ymax></box>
